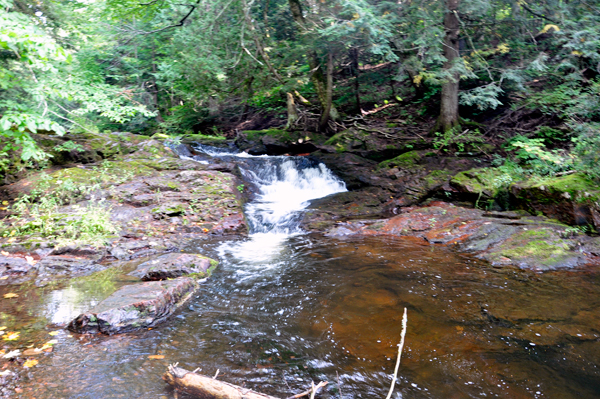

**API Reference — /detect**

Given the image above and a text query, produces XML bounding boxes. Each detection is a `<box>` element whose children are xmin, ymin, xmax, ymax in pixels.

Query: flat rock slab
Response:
<box><xmin>68</xmin><ymin>277</ymin><xmax>198</xmax><ymax>335</ymax></box>
<box><xmin>129</xmin><ymin>252</ymin><xmax>216</xmax><ymax>281</ymax></box>
<box><xmin>325</xmin><ymin>201</ymin><xmax>600</xmax><ymax>270</ymax></box>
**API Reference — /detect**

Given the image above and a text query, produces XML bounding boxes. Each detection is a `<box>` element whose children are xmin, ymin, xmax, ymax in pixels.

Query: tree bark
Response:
<box><xmin>435</xmin><ymin>0</ymin><xmax>460</xmax><ymax>133</ymax></box>
<box><xmin>287</xmin><ymin>0</ymin><xmax>340</xmax><ymax>123</ymax></box>
<box><xmin>163</xmin><ymin>365</ymin><xmax>280</xmax><ymax>399</ymax></box>
<box><xmin>350</xmin><ymin>47</ymin><xmax>361</xmax><ymax>114</ymax></box>
<box><xmin>318</xmin><ymin>51</ymin><xmax>334</xmax><ymax>131</ymax></box>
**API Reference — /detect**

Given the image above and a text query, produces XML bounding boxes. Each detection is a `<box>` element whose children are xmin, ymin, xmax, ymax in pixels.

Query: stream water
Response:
<box><xmin>4</xmin><ymin>147</ymin><xmax>600</xmax><ymax>398</ymax></box>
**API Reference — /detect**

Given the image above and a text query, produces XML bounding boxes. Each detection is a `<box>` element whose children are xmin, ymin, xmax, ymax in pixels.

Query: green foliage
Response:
<box><xmin>572</xmin><ymin>122</ymin><xmax>600</xmax><ymax>180</ymax></box>
<box><xmin>433</xmin><ymin>128</ymin><xmax>485</xmax><ymax>153</ymax></box>
<box><xmin>459</xmin><ymin>83</ymin><xmax>503</xmax><ymax>111</ymax></box>
<box><xmin>507</xmin><ymin>136</ymin><xmax>574</xmax><ymax>176</ymax></box>
<box><xmin>2</xmin><ymin>160</ymin><xmax>137</xmax><ymax>246</ymax></box>
<box><xmin>53</xmin><ymin>141</ymin><xmax>85</xmax><ymax>153</ymax></box>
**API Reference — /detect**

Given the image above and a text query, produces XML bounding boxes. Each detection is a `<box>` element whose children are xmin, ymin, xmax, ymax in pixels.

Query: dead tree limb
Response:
<box><xmin>164</xmin><ymin>364</ymin><xmax>280</xmax><ymax>399</ymax></box>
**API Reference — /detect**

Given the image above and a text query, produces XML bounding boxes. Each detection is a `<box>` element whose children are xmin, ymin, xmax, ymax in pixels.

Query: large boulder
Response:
<box><xmin>129</xmin><ymin>252</ymin><xmax>217</xmax><ymax>281</ymax></box>
<box><xmin>450</xmin><ymin>167</ymin><xmax>513</xmax><ymax>209</ymax></box>
<box><xmin>235</xmin><ymin>129</ymin><xmax>321</xmax><ymax>155</ymax></box>
<box><xmin>511</xmin><ymin>173</ymin><xmax>600</xmax><ymax>229</ymax></box>
<box><xmin>68</xmin><ymin>277</ymin><xmax>198</xmax><ymax>335</ymax></box>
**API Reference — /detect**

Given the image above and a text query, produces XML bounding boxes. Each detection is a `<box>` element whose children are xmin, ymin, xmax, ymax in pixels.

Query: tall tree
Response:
<box><xmin>436</xmin><ymin>0</ymin><xmax>461</xmax><ymax>133</ymax></box>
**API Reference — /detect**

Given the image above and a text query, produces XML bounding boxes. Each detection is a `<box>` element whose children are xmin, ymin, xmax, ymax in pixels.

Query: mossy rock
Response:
<box><xmin>423</xmin><ymin>169</ymin><xmax>454</xmax><ymax>189</ymax></box>
<box><xmin>378</xmin><ymin>151</ymin><xmax>421</xmax><ymax>170</ymax></box>
<box><xmin>151</xmin><ymin>202</ymin><xmax>187</xmax><ymax>218</ymax></box>
<box><xmin>244</xmin><ymin>129</ymin><xmax>295</xmax><ymax>143</ymax></box>
<box><xmin>487</xmin><ymin>228</ymin><xmax>581</xmax><ymax>270</ymax></box>
<box><xmin>450</xmin><ymin>168</ymin><xmax>513</xmax><ymax>198</ymax></box>
<box><xmin>514</xmin><ymin>173</ymin><xmax>600</xmax><ymax>203</ymax></box>
<box><xmin>511</xmin><ymin>173</ymin><xmax>600</xmax><ymax>228</ymax></box>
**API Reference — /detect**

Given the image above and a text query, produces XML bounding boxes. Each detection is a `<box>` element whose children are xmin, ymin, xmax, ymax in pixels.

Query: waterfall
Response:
<box><xmin>192</xmin><ymin>144</ymin><xmax>347</xmax><ymax>263</ymax></box>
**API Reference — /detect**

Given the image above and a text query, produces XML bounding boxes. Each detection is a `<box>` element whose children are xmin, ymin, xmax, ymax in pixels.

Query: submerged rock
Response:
<box><xmin>129</xmin><ymin>252</ymin><xmax>217</xmax><ymax>281</ymax></box>
<box><xmin>68</xmin><ymin>278</ymin><xmax>198</xmax><ymax>335</ymax></box>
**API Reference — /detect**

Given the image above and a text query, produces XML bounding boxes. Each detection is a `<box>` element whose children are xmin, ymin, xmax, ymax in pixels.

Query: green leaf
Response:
<box><xmin>26</xmin><ymin>119</ymin><xmax>37</xmax><ymax>133</ymax></box>
<box><xmin>0</xmin><ymin>118</ymin><xmax>11</xmax><ymax>132</ymax></box>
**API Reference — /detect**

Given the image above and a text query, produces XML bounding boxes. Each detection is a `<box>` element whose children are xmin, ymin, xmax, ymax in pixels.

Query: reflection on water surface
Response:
<box><xmin>5</xmin><ymin>235</ymin><xmax>600</xmax><ymax>398</ymax></box>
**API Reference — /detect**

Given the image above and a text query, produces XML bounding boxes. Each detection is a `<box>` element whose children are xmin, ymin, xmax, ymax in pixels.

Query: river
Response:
<box><xmin>5</xmin><ymin>146</ymin><xmax>600</xmax><ymax>398</ymax></box>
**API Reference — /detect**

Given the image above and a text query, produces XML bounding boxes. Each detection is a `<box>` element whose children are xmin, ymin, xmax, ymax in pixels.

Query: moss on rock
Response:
<box><xmin>511</xmin><ymin>173</ymin><xmax>600</xmax><ymax>228</ymax></box>
<box><xmin>378</xmin><ymin>150</ymin><xmax>421</xmax><ymax>170</ymax></box>
<box><xmin>487</xmin><ymin>228</ymin><xmax>579</xmax><ymax>270</ymax></box>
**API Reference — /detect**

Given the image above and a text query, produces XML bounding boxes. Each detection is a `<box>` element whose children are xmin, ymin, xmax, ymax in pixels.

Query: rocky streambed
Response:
<box><xmin>0</xmin><ymin>129</ymin><xmax>599</xmax><ymax>397</ymax></box>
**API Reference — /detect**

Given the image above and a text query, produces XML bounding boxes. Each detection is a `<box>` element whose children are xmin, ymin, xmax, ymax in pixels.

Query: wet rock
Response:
<box><xmin>325</xmin><ymin>202</ymin><xmax>596</xmax><ymax>270</ymax></box>
<box><xmin>0</xmin><ymin>255</ymin><xmax>34</xmax><ymax>275</ymax></box>
<box><xmin>304</xmin><ymin>150</ymin><xmax>482</xmax><ymax>224</ymax></box>
<box><xmin>35</xmin><ymin>256</ymin><xmax>105</xmax><ymax>280</ymax></box>
<box><xmin>317</xmin><ymin>127</ymin><xmax>424</xmax><ymax>161</ymax></box>
<box><xmin>151</xmin><ymin>202</ymin><xmax>187</xmax><ymax>218</ymax></box>
<box><xmin>49</xmin><ymin>245</ymin><xmax>106</xmax><ymax>261</ymax></box>
<box><xmin>236</xmin><ymin>129</ymin><xmax>322</xmax><ymax>156</ymax></box>
<box><xmin>68</xmin><ymin>277</ymin><xmax>198</xmax><ymax>335</ymax></box>
<box><xmin>303</xmin><ymin>189</ymin><xmax>390</xmax><ymax>231</ymax></box>
<box><xmin>210</xmin><ymin>213</ymin><xmax>247</xmax><ymax>235</ymax></box>
<box><xmin>129</xmin><ymin>253</ymin><xmax>216</xmax><ymax>281</ymax></box>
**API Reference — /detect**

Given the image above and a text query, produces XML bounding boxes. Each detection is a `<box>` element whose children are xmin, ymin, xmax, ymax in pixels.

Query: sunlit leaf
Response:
<box><xmin>2</xmin><ymin>332</ymin><xmax>19</xmax><ymax>341</ymax></box>
<box><xmin>48</xmin><ymin>331</ymin><xmax>59</xmax><ymax>336</ymax></box>
<box><xmin>23</xmin><ymin>359</ymin><xmax>38</xmax><ymax>368</ymax></box>
<box><xmin>3</xmin><ymin>293</ymin><xmax>18</xmax><ymax>299</ymax></box>
<box><xmin>148</xmin><ymin>355</ymin><xmax>165</xmax><ymax>359</ymax></box>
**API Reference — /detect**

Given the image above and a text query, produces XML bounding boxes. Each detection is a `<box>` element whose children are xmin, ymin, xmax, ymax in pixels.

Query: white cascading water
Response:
<box><xmin>192</xmin><ymin>145</ymin><xmax>347</xmax><ymax>264</ymax></box>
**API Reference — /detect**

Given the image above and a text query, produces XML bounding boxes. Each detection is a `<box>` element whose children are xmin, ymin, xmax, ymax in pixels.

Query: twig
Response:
<box><xmin>360</xmin><ymin>103</ymin><xmax>397</xmax><ymax>116</ymax></box>
<box><xmin>336</xmin><ymin>371</ymin><xmax>342</xmax><ymax>399</ymax></box>
<box><xmin>213</xmin><ymin>369</ymin><xmax>220</xmax><ymax>379</ymax></box>
<box><xmin>47</xmin><ymin>110</ymin><xmax>95</xmax><ymax>135</ymax></box>
<box><xmin>520</xmin><ymin>3</ymin><xmax>558</xmax><ymax>24</ymax></box>
<box><xmin>285</xmin><ymin>381</ymin><xmax>328</xmax><ymax>399</ymax></box>
<box><xmin>384</xmin><ymin>308</ymin><xmax>408</xmax><ymax>399</ymax></box>
<box><xmin>122</xmin><ymin>0</ymin><xmax>200</xmax><ymax>46</ymax></box>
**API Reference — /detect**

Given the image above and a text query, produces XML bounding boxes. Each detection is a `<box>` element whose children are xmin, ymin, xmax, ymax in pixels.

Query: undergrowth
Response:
<box><xmin>0</xmin><ymin>161</ymin><xmax>132</xmax><ymax>247</ymax></box>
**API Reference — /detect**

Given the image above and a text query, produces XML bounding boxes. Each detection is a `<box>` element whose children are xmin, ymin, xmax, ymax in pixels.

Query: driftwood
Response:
<box><xmin>164</xmin><ymin>364</ymin><xmax>280</xmax><ymax>399</ymax></box>
<box><xmin>164</xmin><ymin>364</ymin><xmax>328</xmax><ymax>399</ymax></box>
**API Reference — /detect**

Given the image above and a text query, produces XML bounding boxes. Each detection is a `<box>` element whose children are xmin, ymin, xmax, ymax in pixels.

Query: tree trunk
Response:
<box><xmin>318</xmin><ymin>51</ymin><xmax>333</xmax><ymax>132</ymax></box>
<box><xmin>350</xmin><ymin>47</ymin><xmax>361</xmax><ymax>114</ymax></box>
<box><xmin>287</xmin><ymin>0</ymin><xmax>340</xmax><ymax>123</ymax></box>
<box><xmin>435</xmin><ymin>0</ymin><xmax>460</xmax><ymax>133</ymax></box>
<box><xmin>285</xmin><ymin>92</ymin><xmax>299</xmax><ymax>130</ymax></box>
<box><xmin>163</xmin><ymin>365</ymin><xmax>280</xmax><ymax>399</ymax></box>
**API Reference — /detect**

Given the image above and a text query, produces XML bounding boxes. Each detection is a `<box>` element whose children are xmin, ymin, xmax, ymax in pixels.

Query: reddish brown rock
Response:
<box><xmin>326</xmin><ymin>201</ymin><xmax>598</xmax><ymax>270</ymax></box>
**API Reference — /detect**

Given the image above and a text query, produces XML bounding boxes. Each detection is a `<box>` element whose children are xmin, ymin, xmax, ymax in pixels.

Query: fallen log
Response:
<box><xmin>163</xmin><ymin>364</ymin><xmax>280</xmax><ymax>399</ymax></box>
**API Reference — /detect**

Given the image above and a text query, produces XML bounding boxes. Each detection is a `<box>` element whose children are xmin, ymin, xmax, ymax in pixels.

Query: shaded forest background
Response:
<box><xmin>1</xmin><ymin>0</ymin><xmax>600</xmax><ymax>179</ymax></box>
